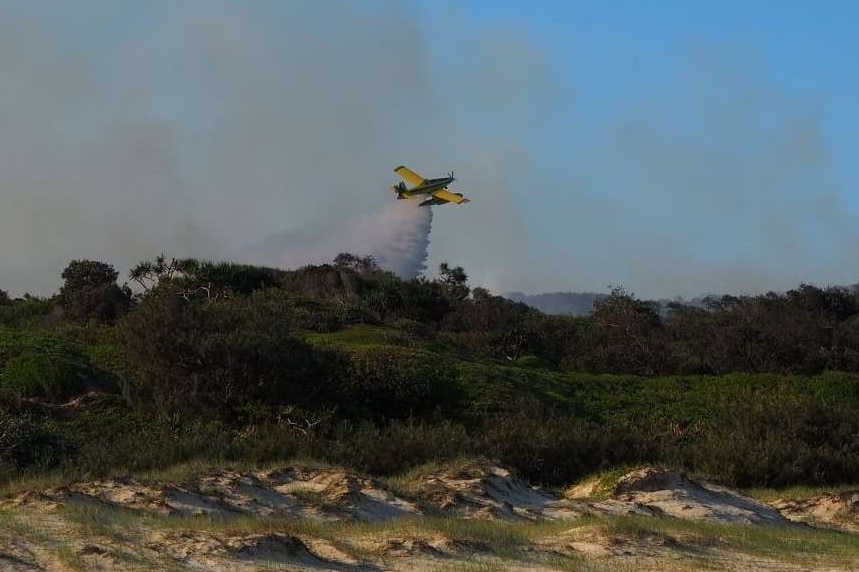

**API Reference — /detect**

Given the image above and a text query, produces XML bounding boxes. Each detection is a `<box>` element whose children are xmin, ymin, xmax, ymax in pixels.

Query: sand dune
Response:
<box><xmin>2</xmin><ymin>461</ymin><xmax>858</xmax><ymax>571</ymax></box>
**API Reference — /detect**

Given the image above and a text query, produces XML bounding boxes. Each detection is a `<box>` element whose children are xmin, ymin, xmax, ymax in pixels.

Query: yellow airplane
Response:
<box><xmin>391</xmin><ymin>165</ymin><xmax>470</xmax><ymax>207</ymax></box>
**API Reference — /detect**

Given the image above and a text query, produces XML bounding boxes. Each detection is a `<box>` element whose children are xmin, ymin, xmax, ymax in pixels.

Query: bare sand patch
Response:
<box><xmin>404</xmin><ymin>460</ymin><xmax>582</xmax><ymax>521</ymax></box>
<box><xmin>587</xmin><ymin>467</ymin><xmax>793</xmax><ymax>525</ymax></box>
<box><xmin>772</xmin><ymin>491</ymin><xmax>859</xmax><ymax>532</ymax></box>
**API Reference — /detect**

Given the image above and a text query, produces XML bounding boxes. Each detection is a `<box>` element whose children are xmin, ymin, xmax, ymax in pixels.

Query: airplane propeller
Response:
<box><xmin>447</xmin><ymin>170</ymin><xmax>456</xmax><ymax>181</ymax></box>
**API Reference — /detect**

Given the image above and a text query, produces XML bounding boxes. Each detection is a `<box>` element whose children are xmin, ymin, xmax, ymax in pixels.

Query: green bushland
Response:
<box><xmin>2</xmin><ymin>353</ymin><xmax>82</xmax><ymax>402</ymax></box>
<box><xmin>2</xmin><ymin>255</ymin><xmax>859</xmax><ymax>489</ymax></box>
<box><xmin>0</xmin><ymin>329</ymin><xmax>89</xmax><ymax>402</ymax></box>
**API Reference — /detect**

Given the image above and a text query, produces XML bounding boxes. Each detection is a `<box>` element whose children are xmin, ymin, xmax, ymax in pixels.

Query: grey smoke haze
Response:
<box><xmin>0</xmin><ymin>2</ymin><xmax>856</xmax><ymax>299</ymax></box>
<box><xmin>0</xmin><ymin>0</ymin><xmax>535</xmax><ymax>295</ymax></box>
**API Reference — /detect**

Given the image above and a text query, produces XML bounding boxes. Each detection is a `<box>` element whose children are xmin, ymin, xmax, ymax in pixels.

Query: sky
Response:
<box><xmin>1</xmin><ymin>0</ymin><xmax>857</xmax><ymax>299</ymax></box>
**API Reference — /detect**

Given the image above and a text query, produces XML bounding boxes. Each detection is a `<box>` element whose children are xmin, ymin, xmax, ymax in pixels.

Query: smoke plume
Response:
<box><xmin>257</xmin><ymin>199</ymin><xmax>433</xmax><ymax>280</ymax></box>
<box><xmin>369</xmin><ymin>201</ymin><xmax>434</xmax><ymax>279</ymax></box>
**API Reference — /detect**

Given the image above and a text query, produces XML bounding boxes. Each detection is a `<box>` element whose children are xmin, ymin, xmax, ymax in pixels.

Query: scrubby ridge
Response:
<box><xmin>3</xmin><ymin>254</ymin><xmax>859</xmax><ymax>492</ymax></box>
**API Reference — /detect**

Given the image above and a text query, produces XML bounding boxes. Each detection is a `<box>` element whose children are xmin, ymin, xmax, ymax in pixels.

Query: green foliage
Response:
<box><xmin>120</xmin><ymin>289</ymin><xmax>336</xmax><ymax>418</ymax></box>
<box><xmin>61</xmin><ymin>259</ymin><xmax>119</xmax><ymax>291</ymax></box>
<box><xmin>0</xmin><ymin>296</ymin><xmax>57</xmax><ymax>328</ymax></box>
<box><xmin>333</xmin><ymin>252</ymin><xmax>382</xmax><ymax>275</ymax></box>
<box><xmin>515</xmin><ymin>355</ymin><xmax>553</xmax><ymax>370</ymax></box>
<box><xmin>59</xmin><ymin>259</ymin><xmax>131</xmax><ymax>324</ymax></box>
<box><xmin>285</xmin><ymin>296</ymin><xmax>347</xmax><ymax>332</ymax></box>
<box><xmin>0</xmin><ymin>399</ymin><xmax>68</xmax><ymax>479</ymax></box>
<box><xmin>441</xmin><ymin>288</ymin><xmax>546</xmax><ymax>361</ymax></box>
<box><xmin>666</xmin><ymin>388</ymin><xmax>859</xmax><ymax>487</ymax></box>
<box><xmin>280</xmin><ymin>261</ymin><xmax>374</xmax><ymax>303</ymax></box>
<box><xmin>391</xmin><ymin>318</ymin><xmax>433</xmax><ymax>339</ymax></box>
<box><xmin>438</xmin><ymin>262</ymin><xmax>470</xmax><ymax>301</ymax></box>
<box><xmin>0</xmin><ymin>329</ymin><xmax>88</xmax><ymax>402</ymax></box>
<box><xmin>324</xmin><ymin>419</ymin><xmax>472</xmax><ymax>475</ymax></box>
<box><xmin>6</xmin><ymin>254</ymin><xmax>859</xmax><ymax>492</ymax></box>
<box><xmin>333</xmin><ymin>346</ymin><xmax>461</xmax><ymax>420</ymax></box>
<box><xmin>387</xmin><ymin>278</ymin><xmax>451</xmax><ymax>323</ymax></box>
<box><xmin>131</xmin><ymin>255</ymin><xmax>288</xmax><ymax>302</ymax></box>
<box><xmin>579</xmin><ymin>286</ymin><xmax>669</xmax><ymax>375</ymax></box>
<box><xmin>2</xmin><ymin>353</ymin><xmax>83</xmax><ymax>402</ymax></box>
<box><xmin>666</xmin><ymin>285</ymin><xmax>859</xmax><ymax>375</ymax></box>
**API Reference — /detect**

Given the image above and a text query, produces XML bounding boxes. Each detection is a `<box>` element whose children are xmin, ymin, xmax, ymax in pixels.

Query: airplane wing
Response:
<box><xmin>394</xmin><ymin>165</ymin><xmax>426</xmax><ymax>187</ymax></box>
<box><xmin>431</xmin><ymin>189</ymin><xmax>470</xmax><ymax>204</ymax></box>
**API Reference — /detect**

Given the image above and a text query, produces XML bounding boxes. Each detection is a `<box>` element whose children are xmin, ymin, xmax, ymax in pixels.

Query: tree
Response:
<box><xmin>667</xmin><ymin>285</ymin><xmax>859</xmax><ymax>375</ymax></box>
<box><xmin>333</xmin><ymin>253</ymin><xmax>381</xmax><ymax>276</ymax></box>
<box><xmin>441</xmin><ymin>287</ymin><xmax>546</xmax><ymax>361</ymax></box>
<box><xmin>438</xmin><ymin>262</ymin><xmax>470</xmax><ymax>302</ymax></box>
<box><xmin>130</xmin><ymin>255</ymin><xmax>285</xmax><ymax>302</ymax></box>
<box><xmin>129</xmin><ymin>254</ymin><xmax>187</xmax><ymax>293</ymax></box>
<box><xmin>664</xmin><ymin>302</ymin><xmax>719</xmax><ymax>374</ymax></box>
<box><xmin>59</xmin><ymin>260</ymin><xmax>131</xmax><ymax>323</ymax></box>
<box><xmin>120</xmin><ymin>289</ymin><xmax>334</xmax><ymax>418</ymax></box>
<box><xmin>0</xmin><ymin>290</ymin><xmax>10</xmax><ymax>307</ymax></box>
<box><xmin>61</xmin><ymin>260</ymin><xmax>118</xmax><ymax>291</ymax></box>
<box><xmin>580</xmin><ymin>286</ymin><xmax>669</xmax><ymax>375</ymax></box>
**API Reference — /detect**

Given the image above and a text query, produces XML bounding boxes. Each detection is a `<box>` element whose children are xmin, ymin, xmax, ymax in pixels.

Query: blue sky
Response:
<box><xmin>0</xmin><ymin>0</ymin><xmax>857</xmax><ymax>298</ymax></box>
<box><xmin>446</xmin><ymin>0</ymin><xmax>859</xmax><ymax>195</ymax></box>
<box><xmin>436</xmin><ymin>0</ymin><xmax>859</xmax><ymax>206</ymax></box>
<box><xmin>417</xmin><ymin>0</ymin><xmax>859</xmax><ymax>296</ymax></box>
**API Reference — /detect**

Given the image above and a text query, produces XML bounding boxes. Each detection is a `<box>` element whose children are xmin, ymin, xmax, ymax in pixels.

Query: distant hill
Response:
<box><xmin>504</xmin><ymin>291</ymin><xmax>714</xmax><ymax>316</ymax></box>
<box><xmin>504</xmin><ymin>291</ymin><xmax>607</xmax><ymax>316</ymax></box>
<box><xmin>507</xmin><ymin>284</ymin><xmax>859</xmax><ymax>317</ymax></box>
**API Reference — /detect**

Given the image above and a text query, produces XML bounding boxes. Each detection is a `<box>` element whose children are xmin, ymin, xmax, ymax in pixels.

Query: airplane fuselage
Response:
<box><xmin>394</xmin><ymin>176</ymin><xmax>455</xmax><ymax>199</ymax></box>
<box><xmin>390</xmin><ymin>165</ymin><xmax>469</xmax><ymax>206</ymax></box>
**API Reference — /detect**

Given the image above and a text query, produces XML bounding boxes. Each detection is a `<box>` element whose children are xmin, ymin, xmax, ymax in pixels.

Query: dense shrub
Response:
<box><xmin>0</xmin><ymin>400</ymin><xmax>67</xmax><ymax>479</ymax></box>
<box><xmin>333</xmin><ymin>347</ymin><xmax>461</xmax><ymax>421</ymax></box>
<box><xmin>0</xmin><ymin>330</ymin><xmax>88</xmax><ymax>402</ymax></box>
<box><xmin>120</xmin><ymin>290</ymin><xmax>335</xmax><ymax>418</ymax></box>
<box><xmin>59</xmin><ymin>260</ymin><xmax>132</xmax><ymax>324</ymax></box>
<box><xmin>323</xmin><ymin>419</ymin><xmax>473</xmax><ymax>475</ymax></box>
<box><xmin>1</xmin><ymin>353</ymin><xmax>83</xmax><ymax>402</ymax></box>
<box><xmin>667</xmin><ymin>392</ymin><xmax>859</xmax><ymax>487</ymax></box>
<box><xmin>0</xmin><ymin>297</ymin><xmax>57</xmax><ymax>328</ymax></box>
